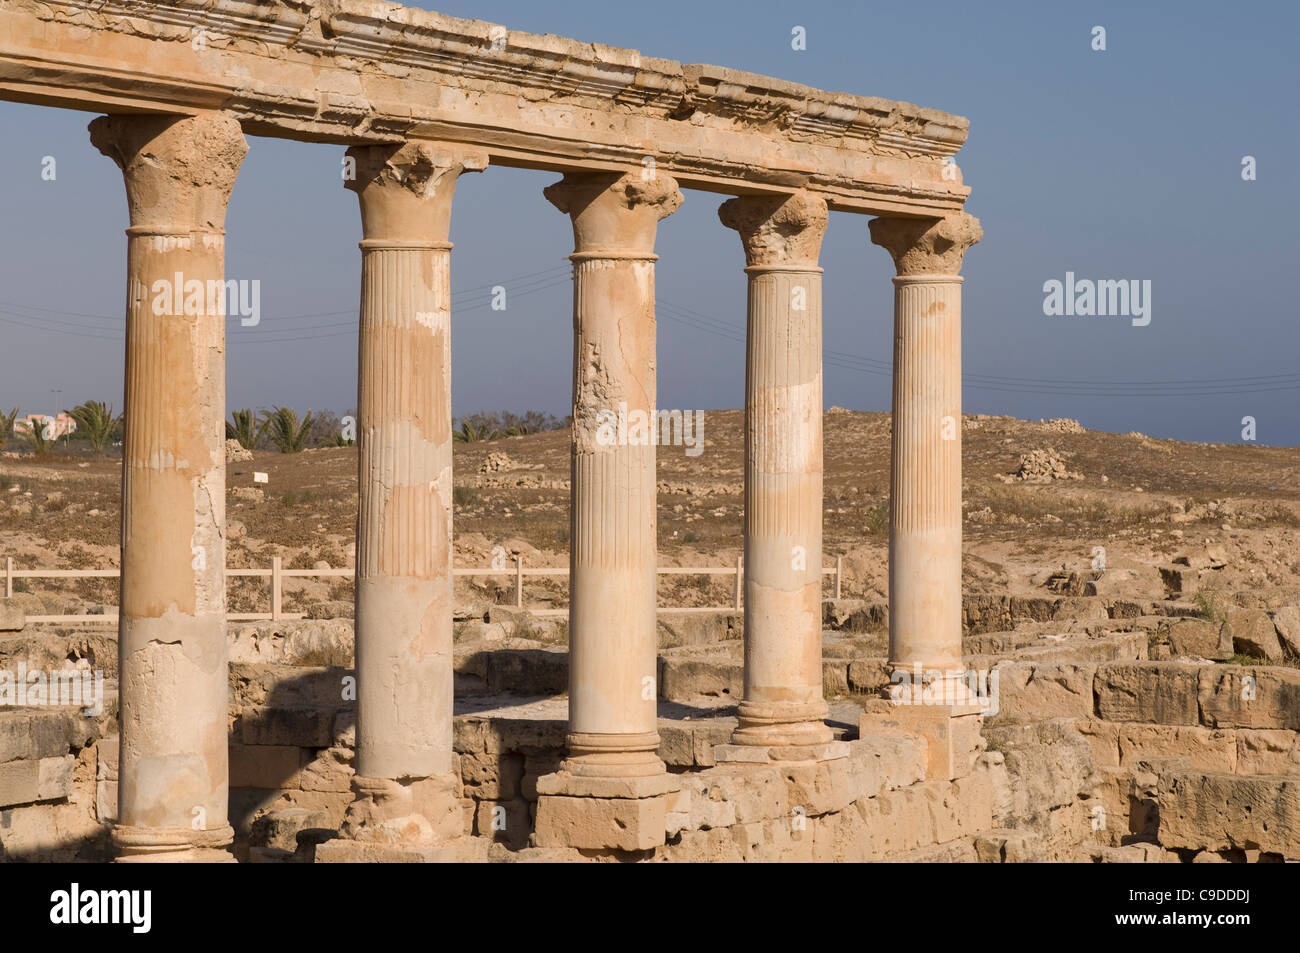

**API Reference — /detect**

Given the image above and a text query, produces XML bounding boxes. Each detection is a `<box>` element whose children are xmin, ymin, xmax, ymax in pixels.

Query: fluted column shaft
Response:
<box><xmin>720</xmin><ymin>192</ymin><xmax>832</xmax><ymax>749</ymax></box>
<box><xmin>546</xmin><ymin>171</ymin><xmax>682</xmax><ymax>779</ymax></box>
<box><xmin>346</xmin><ymin>143</ymin><xmax>484</xmax><ymax>785</ymax></box>
<box><xmin>869</xmin><ymin>214</ymin><xmax>982</xmax><ymax>688</ymax></box>
<box><xmin>90</xmin><ymin>112</ymin><xmax>247</xmax><ymax>862</ymax></box>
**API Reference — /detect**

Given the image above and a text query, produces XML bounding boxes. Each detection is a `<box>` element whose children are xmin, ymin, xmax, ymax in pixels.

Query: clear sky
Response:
<box><xmin>1</xmin><ymin>0</ymin><xmax>1297</xmax><ymax>444</ymax></box>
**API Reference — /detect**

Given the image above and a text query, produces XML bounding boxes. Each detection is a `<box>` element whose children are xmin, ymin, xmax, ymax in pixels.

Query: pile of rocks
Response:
<box><xmin>478</xmin><ymin>451</ymin><xmax>514</xmax><ymax>474</ymax></box>
<box><xmin>1044</xmin><ymin>418</ymin><xmax>1085</xmax><ymax>434</ymax></box>
<box><xmin>225</xmin><ymin>438</ymin><xmax>254</xmax><ymax>462</ymax></box>
<box><xmin>1005</xmin><ymin>448</ymin><xmax>1082</xmax><ymax>483</ymax></box>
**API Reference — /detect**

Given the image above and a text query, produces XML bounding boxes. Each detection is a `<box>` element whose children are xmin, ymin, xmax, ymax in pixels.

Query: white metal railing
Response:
<box><xmin>3</xmin><ymin>554</ymin><xmax>846</xmax><ymax>623</ymax></box>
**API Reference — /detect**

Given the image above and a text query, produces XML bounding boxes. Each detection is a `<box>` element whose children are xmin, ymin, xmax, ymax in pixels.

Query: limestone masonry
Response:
<box><xmin>2</xmin><ymin>1</ymin><xmax>1291</xmax><ymax>866</ymax></box>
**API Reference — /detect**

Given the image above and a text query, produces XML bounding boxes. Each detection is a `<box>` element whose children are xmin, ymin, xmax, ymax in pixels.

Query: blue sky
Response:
<box><xmin>1</xmin><ymin>0</ymin><xmax>1297</xmax><ymax>443</ymax></box>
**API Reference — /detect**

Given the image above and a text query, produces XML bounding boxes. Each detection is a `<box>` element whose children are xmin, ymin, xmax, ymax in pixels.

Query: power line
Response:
<box><xmin>9</xmin><ymin>275</ymin><xmax>1300</xmax><ymax>397</ymax></box>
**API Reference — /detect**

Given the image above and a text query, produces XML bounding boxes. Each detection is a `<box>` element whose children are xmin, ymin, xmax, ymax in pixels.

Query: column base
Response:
<box><xmin>338</xmin><ymin>773</ymin><xmax>463</xmax><ymax>846</ymax></box>
<box><xmin>861</xmin><ymin>697</ymin><xmax>985</xmax><ymax>781</ymax></box>
<box><xmin>533</xmin><ymin>765</ymin><xmax>679</xmax><ymax>851</ymax></box>
<box><xmin>714</xmin><ymin>739</ymin><xmax>849</xmax><ymax>765</ymax></box>
<box><xmin>727</xmin><ymin>699</ymin><xmax>834</xmax><ymax>761</ymax></box>
<box><xmin>112</xmin><ymin>824</ymin><xmax>236</xmax><ymax>863</ymax></box>
<box><xmin>559</xmin><ymin>731</ymin><xmax>665</xmax><ymax>779</ymax></box>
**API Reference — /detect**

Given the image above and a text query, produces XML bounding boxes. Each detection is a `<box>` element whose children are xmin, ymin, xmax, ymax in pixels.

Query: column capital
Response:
<box><xmin>544</xmin><ymin>171</ymin><xmax>682</xmax><ymax>257</ymax></box>
<box><xmin>717</xmin><ymin>190</ymin><xmax>828</xmax><ymax>269</ymax></box>
<box><xmin>346</xmin><ymin>140</ymin><xmax>487</xmax><ymax>243</ymax></box>
<box><xmin>869</xmin><ymin>211</ymin><xmax>982</xmax><ymax>277</ymax></box>
<box><xmin>88</xmin><ymin>112</ymin><xmax>247</xmax><ymax>233</ymax></box>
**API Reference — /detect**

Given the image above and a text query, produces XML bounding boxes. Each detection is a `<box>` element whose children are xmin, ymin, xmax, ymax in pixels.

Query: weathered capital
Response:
<box><xmin>869</xmin><ymin>211</ymin><xmax>982</xmax><ymax>276</ymax></box>
<box><xmin>346</xmin><ymin>141</ymin><xmax>487</xmax><ymax>243</ymax></box>
<box><xmin>544</xmin><ymin>171</ymin><xmax>683</xmax><ymax>256</ymax></box>
<box><xmin>717</xmin><ymin>190</ymin><xmax>828</xmax><ymax>268</ymax></box>
<box><xmin>89</xmin><ymin>112</ymin><xmax>247</xmax><ymax>233</ymax></box>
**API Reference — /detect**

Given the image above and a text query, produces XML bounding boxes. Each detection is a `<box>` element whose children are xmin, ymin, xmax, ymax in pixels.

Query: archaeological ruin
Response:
<box><xmin>0</xmin><ymin>1</ymin><xmax>1296</xmax><ymax>868</ymax></box>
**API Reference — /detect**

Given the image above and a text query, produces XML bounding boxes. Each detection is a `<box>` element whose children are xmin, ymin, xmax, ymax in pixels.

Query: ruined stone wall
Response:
<box><xmin>989</xmin><ymin>660</ymin><xmax>1300</xmax><ymax>861</ymax></box>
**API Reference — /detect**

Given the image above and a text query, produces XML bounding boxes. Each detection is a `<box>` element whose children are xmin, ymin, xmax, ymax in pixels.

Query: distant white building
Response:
<box><xmin>13</xmin><ymin>412</ymin><xmax>77</xmax><ymax>438</ymax></box>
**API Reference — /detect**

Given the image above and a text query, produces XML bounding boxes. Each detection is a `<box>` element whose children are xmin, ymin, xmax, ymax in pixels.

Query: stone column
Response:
<box><xmin>90</xmin><ymin>112</ymin><xmax>247</xmax><ymax>862</ymax></box>
<box><xmin>866</xmin><ymin>212</ymin><xmax>983</xmax><ymax>779</ymax></box>
<box><xmin>534</xmin><ymin>171</ymin><xmax>682</xmax><ymax>851</ymax></box>
<box><xmin>717</xmin><ymin>191</ymin><xmax>836</xmax><ymax>759</ymax></box>
<box><xmin>338</xmin><ymin>141</ymin><xmax>485</xmax><ymax>848</ymax></box>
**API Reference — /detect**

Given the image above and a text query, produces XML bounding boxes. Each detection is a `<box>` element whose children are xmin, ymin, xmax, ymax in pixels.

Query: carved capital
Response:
<box><xmin>346</xmin><ymin>141</ymin><xmax>487</xmax><ymax>243</ymax></box>
<box><xmin>89</xmin><ymin>112</ymin><xmax>247</xmax><ymax>233</ymax></box>
<box><xmin>544</xmin><ymin>171</ymin><xmax>683</xmax><ymax>256</ymax></box>
<box><xmin>868</xmin><ymin>212</ymin><xmax>982</xmax><ymax>276</ymax></box>
<box><xmin>717</xmin><ymin>190</ymin><xmax>827</xmax><ymax>268</ymax></box>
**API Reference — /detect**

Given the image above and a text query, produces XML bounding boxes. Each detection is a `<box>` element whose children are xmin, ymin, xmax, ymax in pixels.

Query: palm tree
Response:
<box><xmin>68</xmin><ymin>400</ymin><xmax>122</xmax><ymax>455</ymax></box>
<box><xmin>260</xmin><ymin>406</ymin><xmax>314</xmax><ymax>453</ymax></box>
<box><xmin>23</xmin><ymin>416</ymin><xmax>54</xmax><ymax>456</ymax></box>
<box><xmin>453</xmin><ymin>420</ymin><xmax>499</xmax><ymax>443</ymax></box>
<box><xmin>226</xmin><ymin>409</ymin><xmax>262</xmax><ymax>450</ymax></box>
<box><xmin>0</xmin><ymin>407</ymin><xmax>19</xmax><ymax>442</ymax></box>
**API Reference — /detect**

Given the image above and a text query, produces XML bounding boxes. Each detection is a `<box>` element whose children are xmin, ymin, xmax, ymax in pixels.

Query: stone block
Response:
<box><xmin>658</xmin><ymin>657</ymin><xmax>742</xmax><ymax>701</ymax></box>
<box><xmin>533</xmin><ymin>793</ymin><xmax>668</xmax><ymax>851</ymax></box>
<box><xmin>97</xmin><ymin>735</ymin><xmax>119</xmax><ymax>781</ymax></box>
<box><xmin>995</xmin><ymin>662</ymin><xmax>1096</xmax><ymax>720</ymax></box>
<box><xmin>229</xmin><ymin>743</ymin><xmax>306</xmax><ymax>789</ymax></box>
<box><xmin>1117</xmin><ymin>724</ymin><xmax>1236</xmax><ymax>773</ymax></box>
<box><xmin>474</xmin><ymin>799</ymin><xmax>531</xmax><ymax>848</ymax></box>
<box><xmin>862</xmin><ymin>703</ymin><xmax>984</xmax><ymax>780</ymax></box>
<box><xmin>37</xmin><ymin>755</ymin><xmax>75</xmax><ymax>801</ymax></box>
<box><xmin>297</xmin><ymin>747</ymin><xmax>355</xmax><ymax>793</ymax></box>
<box><xmin>459</xmin><ymin>750</ymin><xmax>524</xmax><ymax>800</ymax></box>
<box><xmin>1199</xmin><ymin>666</ymin><xmax>1300</xmax><ymax>730</ymax></box>
<box><xmin>0</xmin><ymin>599</ymin><xmax>24</xmax><ymax>631</ymax></box>
<box><xmin>1094</xmin><ymin>662</ymin><xmax>1200</xmax><ymax>725</ymax></box>
<box><xmin>656</xmin><ymin>722</ymin><xmax>695</xmax><ymax>767</ymax></box>
<box><xmin>249</xmin><ymin>807</ymin><xmax>329</xmax><ymax>852</ymax></box>
<box><xmin>0</xmin><ymin>758</ymin><xmax>39</xmax><ymax>808</ymax></box>
<box><xmin>1166</xmin><ymin>618</ymin><xmax>1232</xmax><ymax>660</ymax></box>
<box><xmin>0</xmin><ymin>712</ymin><xmax>30</xmax><ymax>762</ymax></box>
<box><xmin>314</xmin><ymin>836</ymin><xmax>490</xmax><ymax>863</ymax></box>
<box><xmin>1236</xmin><ymin>730</ymin><xmax>1299</xmax><ymax>775</ymax></box>
<box><xmin>1158</xmin><ymin>771</ymin><xmax>1300</xmax><ymax>858</ymax></box>
<box><xmin>237</xmin><ymin>707</ymin><xmax>336</xmax><ymax>747</ymax></box>
<box><xmin>1074</xmin><ymin>718</ymin><xmax>1120</xmax><ymax>768</ymax></box>
<box><xmin>1271</xmin><ymin>606</ymin><xmax>1300</xmax><ymax>658</ymax></box>
<box><xmin>847</xmin><ymin>658</ymin><xmax>891</xmax><ymax>694</ymax></box>
<box><xmin>679</xmin><ymin>764</ymin><xmax>787</xmax><ymax>827</ymax></box>
<box><xmin>96</xmin><ymin>778</ymin><xmax>118</xmax><ymax>823</ymax></box>
<box><xmin>1225</xmin><ymin>609</ymin><xmax>1284</xmax><ymax>661</ymax></box>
